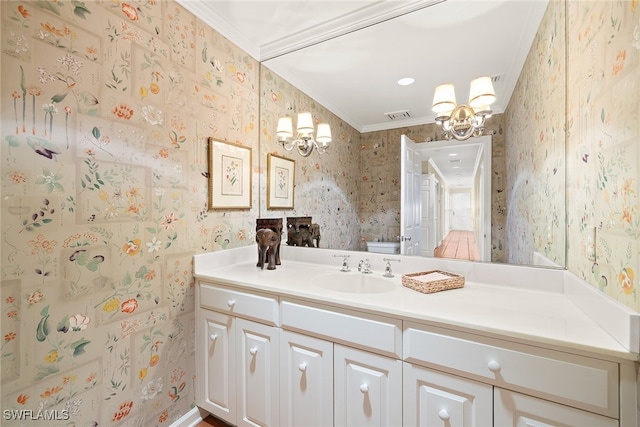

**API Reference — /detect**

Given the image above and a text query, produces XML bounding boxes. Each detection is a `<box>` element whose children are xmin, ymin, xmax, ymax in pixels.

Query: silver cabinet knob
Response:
<box><xmin>298</xmin><ymin>363</ymin><xmax>307</xmax><ymax>372</ymax></box>
<box><xmin>227</xmin><ymin>299</ymin><xmax>236</xmax><ymax>308</ymax></box>
<box><xmin>249</xmin><ymin>347</ymin><xmax>257</xmax><ymax>356</ymax></box>
<box><xmin>359</xmin><ymin>384</ymin><xmax>369</xmax><ymax>393</ymax></box>
<box><xmin>209</xmin><ymin>334</ymin><xmax>218</xmax><ymax>341</ymax></box>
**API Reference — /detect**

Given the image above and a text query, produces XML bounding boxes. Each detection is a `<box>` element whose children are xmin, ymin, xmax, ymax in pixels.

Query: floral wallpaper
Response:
<box><xmin>258</xmin><ymin>66</ymin><xmax>361</xmax><ymax>250</ymax></box>
<box><xmin>565</xmin><ymin>0</ymin><xmax>640</xmax><ymax>312</ymax></box>
<box><xmin>1</xmin><ymin>0</ymin><xmax>639</xmax><ymax>425</ymax></box>
<box><xmin>0</xmin><ymin>0</ymin><xmax>264</xmax><ymax>424</ymax></box>
<box><xmin>503</xmin><ymin>0</ymin><xmax>566</xmax><ymax>267</ymax></box>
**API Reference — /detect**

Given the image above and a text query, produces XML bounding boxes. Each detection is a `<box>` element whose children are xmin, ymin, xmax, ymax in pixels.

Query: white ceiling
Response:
<box><xmin>177</xmin><ymin>0</ymin><xmax>548</xmax><ymax>187</ymax></box>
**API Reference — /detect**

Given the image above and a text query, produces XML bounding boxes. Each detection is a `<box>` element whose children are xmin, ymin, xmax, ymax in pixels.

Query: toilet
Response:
<box><xmin>366</xmin><ymin>241</ymin><xmax>400</xmax><ymax>254</ymax></box>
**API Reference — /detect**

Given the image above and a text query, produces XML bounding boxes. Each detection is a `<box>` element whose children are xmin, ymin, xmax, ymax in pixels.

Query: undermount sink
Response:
<box><xmin>312</xmin><ymin>273</ymin><xmax>397</xmax><ymax>294</ymax></box>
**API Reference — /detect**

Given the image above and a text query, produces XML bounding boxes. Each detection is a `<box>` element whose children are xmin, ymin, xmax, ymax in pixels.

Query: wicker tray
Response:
<box><xmin>401</xmin><ymin>270</ymin><xmax>465</xmax><ymax>294</ymax></box>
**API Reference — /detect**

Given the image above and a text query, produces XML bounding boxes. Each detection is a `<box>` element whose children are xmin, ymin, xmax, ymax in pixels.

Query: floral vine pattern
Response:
<box><xmin>2</xmin><ymin>1</ymin><xmax>637</xmax><ymax>426</ymax></box>
<box><xmin>0</xmin><ymin>0</ymin><xmax>261</xmax><ymax>424</ymax></box>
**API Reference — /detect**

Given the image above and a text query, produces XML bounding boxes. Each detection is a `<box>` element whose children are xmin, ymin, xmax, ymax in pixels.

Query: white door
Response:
<box><xmin>400</xmin><ymin>134</ymin><xmax>422</xmax><ymax>255</ymax></box>
<box><xmin>404</xmin><ymin>363</ymin><xmax>493</xmax><ymax>427</ymax></box>
<box><xmin>421</xmin><ymin>174</ymin><xmax>438</xmax><ymax>257</ymax></box>
<box><xmin>236</xmin><ymin>318</ymin><xmax>280</xmax><ymax>427</ymax></box>
<box><xmin>451</xmin><ymin>192</ymin><xmax>472</xmax><ymax>230</ymax></box>
<box><xmin>280</xmin><ymin>330</ymin><xmax>333</xmax><ymax>427</ymax></box>
<box><xmin>197</xmin><ymin>309</ymin><xmax>237</xmax><ymax>425</ymax></box>
<box><xmin>334</xmin><ymin>344</ymin><xmax>402</xmax><ymax>427</ymax></box>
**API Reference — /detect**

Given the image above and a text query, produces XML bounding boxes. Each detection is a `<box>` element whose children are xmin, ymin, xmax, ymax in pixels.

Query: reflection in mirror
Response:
<box><xmin>259</xmin><ymin>0</ymin><xmax>566</xmax><ymax>268</ymax></box>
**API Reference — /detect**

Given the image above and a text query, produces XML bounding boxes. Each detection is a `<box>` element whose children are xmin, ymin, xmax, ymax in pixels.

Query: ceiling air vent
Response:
<box><xmin>385</xmin><ymin>110</ymin><xmax>412</xmax><ymax>121</ymax></box>
<box><xmin>491</xmin><ymin>74</ymin><xmax>504</xmax><ymax>84</ymax></box>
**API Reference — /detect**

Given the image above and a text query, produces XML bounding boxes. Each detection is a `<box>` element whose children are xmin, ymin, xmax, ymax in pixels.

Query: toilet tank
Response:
<box><xmin>366</xmin><ymin>241</ymin><xmax>400</xmax><ymax>254</ymax></box>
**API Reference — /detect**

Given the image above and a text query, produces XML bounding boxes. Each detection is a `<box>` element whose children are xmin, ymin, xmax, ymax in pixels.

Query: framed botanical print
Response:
<box><xmin>267</xmin><ymin>153</ymin><xmax>295</xmax><ymax>209</ymax></box>
<box><xmin>208</xmin><ymin>138</ymin><xmax>252</xmax><ymax>209</ymax></box>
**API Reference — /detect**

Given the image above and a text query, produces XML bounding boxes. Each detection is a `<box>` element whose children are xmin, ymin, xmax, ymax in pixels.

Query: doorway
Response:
<box><xmin>451</xmin><ymin>191</ymin><xmax>472</xmax><ymax>230</ymax></box>
<box><xmin>402</xmin><ymin>135</ymin><xmax>491</xmax><ymax>261</ymax></box>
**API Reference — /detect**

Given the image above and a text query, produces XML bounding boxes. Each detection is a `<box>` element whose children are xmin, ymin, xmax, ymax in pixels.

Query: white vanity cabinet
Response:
<box><xmin>404</xmin><ymin>322</ymin><xmax>622</xmax><ymax>426</ymax></box>
<box><xmin>280</xmin><ymin>330</ymin><xmax>333</xmax><ymax>426</ymax></box>
<box><xmin>334</xmin><ymin>344</ymin><xmax>402</xmax><ymax>427</ymax></box>
<box><xmin>194</xmin><ymin>248</ymin><xmax>639</xmax><ymax>427</ymax></box>
<box><xmin>197</xmin><ymin>282</ymin><xmax>280</xmax><ymax>427</ymax></box>
<box><xmin>494</xmin><ymin>388</ymin><xmax>618</xmax><ymax>427</ymax></box>
<box><xmin>281</xmin><ymin>297</ymin><xmax>404</xmax><ymax>427</ymax></box>
<box><xmin>235</xmin><ymin>318</ymin><xmax>280</xmax><ymax>427</ymax></box>
<box><xmin>198</xmin><ymin>308</ymin><xmax>236</xmax><ymax>421</ymax></box>
<box><xmin>403</xmin><ymin>362</ymin><xmax>493</xmax><ymax>426</ymax></box>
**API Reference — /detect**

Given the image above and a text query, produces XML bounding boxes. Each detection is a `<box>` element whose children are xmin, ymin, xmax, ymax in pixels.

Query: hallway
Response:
<box><xmin>434</xmin><ymin>230</ymin><xmax>480</xmax><ymax>261</ymax></box>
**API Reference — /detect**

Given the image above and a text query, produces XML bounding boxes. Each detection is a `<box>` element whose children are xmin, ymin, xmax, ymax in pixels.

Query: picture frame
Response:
<box><xmin>208</xmin><ymin>137</ymin><xmax>252</xmax><ymax>210</ymax></box>
<box><xmin>267</xmin><ymin>153</ymin><xmax>295</xmax><ymax>209</ymax></box>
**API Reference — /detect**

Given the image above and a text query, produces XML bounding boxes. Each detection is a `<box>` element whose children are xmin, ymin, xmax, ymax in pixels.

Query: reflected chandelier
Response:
<box><xmin>276</xmin><ymin>112</ymin><xmax>332</xmax><ymax>157</ymax></box>
<box><xmin>432</xmin><ymin>76</ymin><xmax>496</xmax><ymax>141</ymax></box>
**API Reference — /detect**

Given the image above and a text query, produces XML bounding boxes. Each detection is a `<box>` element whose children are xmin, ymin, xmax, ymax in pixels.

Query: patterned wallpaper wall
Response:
<box><xmin>503</xmin><ymin>0</ymin><xmax>566</xmax><ymax>267</ymax></box>
<box><xmin>0</xmin><ymin>0</ymin><xmax>358</xmax><ymax>425</ymax></box>
<box><xmin>565</xmin><ymin>0</ymin><xmax>639</xmax><ymax>312</ymax></box>
<box><xmin>259</xmin><ymin>66</ymin><xmax>361</xmax><ymax>250</ymax></box>
<box><xmin>1</xmin><ymin>0</ymin><xmax>639</xmax><ymax>425</ymax></box>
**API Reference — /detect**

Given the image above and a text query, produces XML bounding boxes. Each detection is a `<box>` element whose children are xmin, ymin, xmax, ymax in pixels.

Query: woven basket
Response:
<box><xmin>401</xmin><ymin>270</ymin><xmax>465</xmax><ymax>294</ymax></box>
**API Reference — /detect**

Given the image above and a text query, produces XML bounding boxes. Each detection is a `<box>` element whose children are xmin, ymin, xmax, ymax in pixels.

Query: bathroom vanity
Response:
<box><xmin>193</xmin><ymin>245</ymin><xmax>639</xmax><ymax>427</ymax></box>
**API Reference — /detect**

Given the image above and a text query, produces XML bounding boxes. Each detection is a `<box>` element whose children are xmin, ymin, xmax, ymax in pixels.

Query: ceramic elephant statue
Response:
<box><xmin>256</xmin><ymin>228</ymin><xmax>281</xmax><ymax>270</ymax></box>
<box><xmin>287</xmin><ymin>226</ymin><xmax>314</xmax><ymax>247</ymax></box>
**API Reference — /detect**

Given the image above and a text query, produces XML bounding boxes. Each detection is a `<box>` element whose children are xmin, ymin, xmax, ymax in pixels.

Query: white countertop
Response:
<box><xmin>194</xmin><ymin>245</ymin><xmax>640</xmax><ymax>362</ymax></box>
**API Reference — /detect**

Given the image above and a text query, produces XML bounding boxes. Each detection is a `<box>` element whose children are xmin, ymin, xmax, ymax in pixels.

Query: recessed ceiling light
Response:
<box><xmin>397</xmin><ymin>77</ymin><xmax>414</xmax><ymax>86</ymax></box>
<box><xmin>448</xmin><ymin>153</ymin><xmax>458</xmax><ymax>156</ymax></box>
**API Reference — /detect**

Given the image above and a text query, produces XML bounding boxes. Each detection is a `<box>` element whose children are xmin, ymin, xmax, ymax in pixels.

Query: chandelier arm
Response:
<box><xmin>296</xmin><ymin>138</ymin><xmax>314</xmax><ymax>157</ymax></box>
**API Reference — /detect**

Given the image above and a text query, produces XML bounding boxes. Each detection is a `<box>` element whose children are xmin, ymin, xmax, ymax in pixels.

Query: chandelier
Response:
<box><xmin>432</xmin><ymin>76</ymin><xmax>496</xmax><ymax>141</ymax></box>
<box><xmin>276</xmin><ymin>112</ymin><xmax>332</xmax><ymax>157</ymax></box>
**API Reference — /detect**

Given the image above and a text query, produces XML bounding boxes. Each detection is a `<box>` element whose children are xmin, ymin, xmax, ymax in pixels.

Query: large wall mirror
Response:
<box><xmin>254</xmin><ymin>0</ymin><xmax>566</xmax><ymax>268</ymax></box>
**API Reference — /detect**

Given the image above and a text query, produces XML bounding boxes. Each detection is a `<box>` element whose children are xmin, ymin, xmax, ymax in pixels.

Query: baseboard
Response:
<box><xmin>170</xmin><ymin>407</ymin><xmax>209</xmax><ymax>427</ymax></box>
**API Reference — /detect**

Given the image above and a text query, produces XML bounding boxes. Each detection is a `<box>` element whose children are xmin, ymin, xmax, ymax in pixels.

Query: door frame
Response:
<box><xmin>410</xmin><ymin>135</ymin><xmax>492</xmax><ymax>261</ymax></box>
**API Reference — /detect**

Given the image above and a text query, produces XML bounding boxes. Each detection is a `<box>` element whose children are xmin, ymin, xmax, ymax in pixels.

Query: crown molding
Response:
<box><xmin>260</xmin><ymin>0</ymin><xmax>445</xmax><ymax>61</ymax></box>
<box><xmin>176</xmin><ymin>0</ymin><xmax>261</xmax><ymax>59</ymax></box>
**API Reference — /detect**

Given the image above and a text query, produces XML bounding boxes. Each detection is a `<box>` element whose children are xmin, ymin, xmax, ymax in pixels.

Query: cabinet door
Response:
<box><xmin>280</xmin><ymin>330</ymin><xmax>334</xmax><ymax>427</ymax></box>
<box><xmin>197</xmin><ymin>309</ymin><xmax>236</xmax><ymax>425</ymax></box>
<box><xmin>334</xmin><ymin>344</ymin><xmax>402</xmax><ymax>427</ymax></box>
<box><xmin>236</xmin><ymin>318</ymin><xmax>280</xmax><ymax>427</ymax></box>
<box><xmin>494</xmin><ymin>388</ymin><xmax>618</xmax><ymax>427</ymax></box>
<box><xmin>403</xmin><ymin>363</ymin><xmax>492</xmax><ymax>427</ymax></box>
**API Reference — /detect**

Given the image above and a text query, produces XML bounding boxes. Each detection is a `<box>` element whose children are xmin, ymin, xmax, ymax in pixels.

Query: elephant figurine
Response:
<box><xmin>299</xmin><ymin>227</ymin><xmax>314</xmax><ymax>247</ymax></box>
<box><xmin>256</xmin><ymin>228</ymin><xmax>281</xmax><ymax>270</ymax></box>
<box><xmin>287</xmin><ymin>226</ymin><xmax>314</xmax><ymax>247</ymax></box>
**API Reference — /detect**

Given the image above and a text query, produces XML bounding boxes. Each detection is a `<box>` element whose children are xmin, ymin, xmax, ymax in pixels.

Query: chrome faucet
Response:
<box><xmin>333</xmin><ymin>254</ymin><xmax>350</xmax><ymax>272</ymax></box>
<box><xmin>382</xmin><ymin>258</ymin><xmax>400</xmax><ymax>278</ymax></box>
<box><xmin>358</xmin><ymin>259</ymin><xmax>372</xmax><ymax>274</ymax></box>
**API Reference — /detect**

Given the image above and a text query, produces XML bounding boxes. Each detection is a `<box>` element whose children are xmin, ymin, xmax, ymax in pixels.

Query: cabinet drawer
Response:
<box><xmin>199</xmin><ymin>281</ymin><xmax>279</xmax><ymax>325</ymax></box>
<box><xmin>281</xmin><ymin>298</ymin><xmax>402</xmax><ymax>358</ymax></box>
<box><xmin>404</xmin><ymin>323</ymin><xmax>619</xmax><ymax>418</ymax></box>
<box><xmin>495</xmin><ymin>388</ymin><xmax>618</xmax><ymax>427</ymax></box>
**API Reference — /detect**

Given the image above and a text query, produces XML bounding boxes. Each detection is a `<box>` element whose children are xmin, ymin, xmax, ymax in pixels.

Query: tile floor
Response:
<box><xmin>433</xmin><ymin>230</ymin><xmax>480</xmax><ymax>261</ymax></box>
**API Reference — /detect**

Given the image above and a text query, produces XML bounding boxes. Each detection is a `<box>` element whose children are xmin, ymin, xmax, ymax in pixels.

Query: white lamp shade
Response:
<box><xmin>432</xmin><ymin>83</ymin><xmax>457</xmax><ymax>114</ymax></box>
<box><xmin>277</xmin><ymin>117</ymin><xmax>293</xmax><ymax>138</ymax></box>
<box><xmin>316</xmin><ymin>123</ymin><xmax>332</xmax><ymax>144</ymax></box>
<box><xmin>296</xmin><ymin>112</ymin><xmax>314</xmax><ymax>134</ymax></box>
<box><xmin>468</xmin><ymin>76</ymin><xmax>496</xmax><ymax>109</ymax></box>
